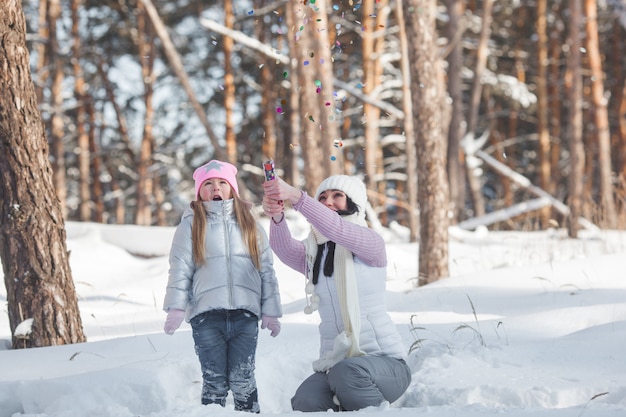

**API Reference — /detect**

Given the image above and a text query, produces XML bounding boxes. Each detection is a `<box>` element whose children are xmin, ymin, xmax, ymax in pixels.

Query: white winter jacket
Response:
<box><xmin>314</xmin><ymin>245</ymin><xmax>407</xmax><ymax>360</ymax></box>
<box><xmin>163</xmin><ymin>199</ymin><xmax>282</xmax><ymax>321</ymax></box>
<box><xmin>269</xmin><ymin>192</ymin><xmax>406</xmax><ymax>361</ymax></box>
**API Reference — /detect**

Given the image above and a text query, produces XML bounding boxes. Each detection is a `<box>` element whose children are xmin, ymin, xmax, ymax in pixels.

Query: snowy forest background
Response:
<box><xmin>2</xmin><ymin>0</ymin><xmax>626</xmax><ymax>350</ymax></box>
<box><xmin>16</xmin><ymin>0</ymin><xmax>626</xmax><ymax>231</ymax></box>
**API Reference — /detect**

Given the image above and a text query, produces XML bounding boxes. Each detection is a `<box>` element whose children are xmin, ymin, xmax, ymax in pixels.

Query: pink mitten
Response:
<box><xmin>164</xmin><ymin>309</ymin><xmax>185</xmax><ymax>335</ymax></box>
<box><xmin>261</xmin><ymin>315</ymin><xmax>281</xmax><ymax>337</ymax></box>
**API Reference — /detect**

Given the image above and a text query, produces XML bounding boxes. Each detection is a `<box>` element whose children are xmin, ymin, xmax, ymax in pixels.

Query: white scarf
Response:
<box><xmin>304</xmin><ymin>213</ymin><xmax>365</xmax><ymax>358</ymax></box>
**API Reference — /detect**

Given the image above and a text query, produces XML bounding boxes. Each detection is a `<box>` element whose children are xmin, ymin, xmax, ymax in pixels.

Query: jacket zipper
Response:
<box><xmin>224</xmin><ymin>204</ymin><xmax>234</xmax><ymax>308</ymax></box>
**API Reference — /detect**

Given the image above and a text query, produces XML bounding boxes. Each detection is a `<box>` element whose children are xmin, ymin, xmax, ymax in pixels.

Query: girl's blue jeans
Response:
<box><xmin>190</xmin><ymin>309</ymin><xmax>260</xmax><ymax>413</ymax></box>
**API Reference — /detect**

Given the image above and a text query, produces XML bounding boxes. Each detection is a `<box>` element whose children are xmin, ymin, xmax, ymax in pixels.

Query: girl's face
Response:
<box><xmin>199</xmin><ymin>178</ymin><xmax>233</xmax><ymax>201</ymax></box>
<box><xmin>318</xmin><ymin>189</ymin><xmax>348</xmax><ymax>211</ymax></box>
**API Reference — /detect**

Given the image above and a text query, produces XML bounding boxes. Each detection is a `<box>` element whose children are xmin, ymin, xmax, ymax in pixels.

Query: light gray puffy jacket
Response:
<box><xmin>163</xmin><ymin>199</ymin><xmax>282</xmax><ymax>321</ymax></box>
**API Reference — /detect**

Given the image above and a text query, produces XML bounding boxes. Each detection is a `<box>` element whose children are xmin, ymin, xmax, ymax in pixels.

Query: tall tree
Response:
<box><xmin>362</xmin><ymin>0</ymin><xmax>388</xmax><ymax>206</ymax></box>
<box><xmin>584</xmin><ymin>0</ymin><xmax>617</xmax><ymax>228</ymax></box>
<box><xmin>71</xmin><ymin>0</ymin><xmax>91</xmax><ymax>222</ymax></box>
<box><xmin>48</xmin><ymin>0</ymin><xmax>68</xmax><ymax>218</ymax></box>
<box><xmin>403</xmin><ymin>0</ymin><xmax>450</xmax><ymax>285</ymax></box>
<box><xmin>566</xmin><ymin>0</ymin><xmax>584</xmax><ymax>238</ymax></box>
<box><xmin>396</xmin><ymin>1</ymin><xmax>419</xmax><ymax>241</ymax></box>
<box><xmin>0</xmin><ymin>0</ymin><xmax>86</xmax><ymax>348</ymax></box>
<box><xmin>291</xmin><ymin>3</ymin><xmax>325</xmax><ymax>193</ymax></box>
<box><xmin>285</xmin><ymin>0</ymin><xmax>303</xmax><ymax>189</ymax></box>
<box><xmin>445</xmin><ymin>0</ymin><xmax>466</xmax><ymax>224</ymax></box>
<box><xmin>310</xmin><ymin>0</ymin><xmax>342</xmax><ymax>177</ymax></box>
<box><xmin>464</xmin><ymin>0</ymin><xmax>493</xmax><ymax>218</ymax></box>
<box><xmin>537</xmin><ymin>0</ymin><xmax>552</xmax><ymax>226</ymax></box>
<box><xmin>548</xmin><ymin>4</ymin><xmax>564</xmax><ymax>201</ymax></box>
<box><xmin>224</xmin><ymin>0</ymin><xmax>237</xmax><ymax>164</ymax></box>
<box><xmin>135</xmin><ymin>1</ymin><xmax>156</xmax><ymax>226</ymax></box>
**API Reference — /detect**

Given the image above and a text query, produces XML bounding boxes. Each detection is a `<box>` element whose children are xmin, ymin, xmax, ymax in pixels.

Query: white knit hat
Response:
<box><xmin>315</xmin><ymin>175</ymin><xmax>368</xmax><ymax>216</ymax></box>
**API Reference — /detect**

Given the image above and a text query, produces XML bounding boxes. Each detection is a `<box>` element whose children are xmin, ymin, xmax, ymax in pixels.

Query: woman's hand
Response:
<box><xmin>262</xmin><ymin>195</ymin><xmax>284</xmax><ymax>222</ymax></box>
<box><xmin>263</xmin><ymin>177</ymin><xmax>301</xmax><ymax>204</ymax></box>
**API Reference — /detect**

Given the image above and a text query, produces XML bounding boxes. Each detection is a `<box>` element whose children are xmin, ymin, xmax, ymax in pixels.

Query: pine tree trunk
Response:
<box><xmin>584</xmin><ymin>0</ymin><xmax>617</xmax><ymax>228</ymax></box>
<box><xmin>395</xmin><ymin>1</ymin><xmax>419</xmax><ymax>241</ymax></box>
<box><xmin>311</xmin><ymin>0</ymin><xmax>341</xmax><ymax>177</ymax></box>
<box><xmin>0</xmin><ymin>0</ymin><xmax>86</xmax><ymax>348</ymax></box>
<box><xmin>293</xmin><ymin>4</ymin><xmax>324</xmax><ymax>193</ymax></box>
<box><xmin>87</xmin><ymin>98</ymin><xmax>105</xmax><ymax>223</ymax></box>
<box><xmin>285</xmin><ymin>0</ymin><xmax>303</xmax><ymax>188</ymax></box>
<box><xmin>48</xmin><ymin>0</ymin><xmax>68</xmax><ymax>219</ymax></box>
<box><xmin>537</xmin><ymin>0</ymin><xmax>552</xmax><ymax>227</ymax></box>
<box><xmin>224</xmin><ymin>0</ymin><xmax>237</xmax><ymax>164</ymax></box>
<box><xmin>613</xmin><ymin>25</ymin><xmax>626</xmax><ymax>184</ymax></box>
<box><xmin>548</xmin><ymin>8</ymin><xmax>563</xmax><ymax>208</ymax></box>
<box><xmin>403</xmin><ymin>0</ymin><xmax>450</xmax><ymax>285</ymax></box>
<box><xmin>566</xmin><ymin>0</ymin><xmax>584</xmax><ymax>238</ymax></box>
<box><xmin>136</xmin><ymin>2</ymin><xmax>156</xmax><ymax>225</ymax></box>
<box><xmin>445</xmin><ymin>0</ymin><xmax>466</xmax><ymax>224</ymax></box>
<box><xmin>71</xmin><ymin>0</ymin><xmax>91</xmax><ymax>222</ymax></box>
<box><xmin>465</xmin><ymin>0</ymin><xmax>493</xmax><ymax>218</ymax></box>
<box><xmin>362</xmin><ymin>0</ymin><xmax>385</xmax><ymax>208</ymax></box>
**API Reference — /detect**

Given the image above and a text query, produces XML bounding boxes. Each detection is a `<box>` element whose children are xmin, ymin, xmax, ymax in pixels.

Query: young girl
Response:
<box><xmin>262</xmin><ymin>174</ymin><xmax>411</xmax><ymax>412</ymax></box>
<box><xmin>163</xmin><ymin>160</ymin><xmax>282</xmax><ymax>413</ymax></box>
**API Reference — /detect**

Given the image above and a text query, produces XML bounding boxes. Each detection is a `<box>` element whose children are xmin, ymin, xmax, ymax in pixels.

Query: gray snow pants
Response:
<box><xmin>291</xmin><ymin>355</ymin><xmax>411</xmax><ymax>412</ymax></box>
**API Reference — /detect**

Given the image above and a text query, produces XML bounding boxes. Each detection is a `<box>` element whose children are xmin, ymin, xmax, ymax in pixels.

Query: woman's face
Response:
<box><xmin>199</xmin><ymin>178</ymin><xmax>233</xmax><ymax>201</ymax></box>
<box><xmin>318</xmin><ymin>189</ymin><xmax>348</xmax><ymax>211</ymax></box>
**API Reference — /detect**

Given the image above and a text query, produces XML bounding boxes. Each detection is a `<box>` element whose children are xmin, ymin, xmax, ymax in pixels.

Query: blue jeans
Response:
<box><xmin>190</xmin><ymin>309</ymin><xmax>260</xmax><ymax>413</ymax></box>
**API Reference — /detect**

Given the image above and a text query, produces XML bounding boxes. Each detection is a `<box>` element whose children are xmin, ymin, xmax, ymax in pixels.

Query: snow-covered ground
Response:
<box><xmin>1</xmin><ymin>212</ymin><xmax>625</xmax><ymax>417</ymax></box>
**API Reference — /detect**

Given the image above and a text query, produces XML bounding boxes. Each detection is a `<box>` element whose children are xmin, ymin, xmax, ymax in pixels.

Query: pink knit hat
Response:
<box><xmin>193</xmin><ymin>160</ymin><xmax>239</xmax><ymax>199</ymax></box>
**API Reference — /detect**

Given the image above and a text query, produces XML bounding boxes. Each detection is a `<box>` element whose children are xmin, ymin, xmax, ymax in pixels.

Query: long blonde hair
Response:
<box><xmin>191</xmin><ymin>190</ymin><xmax>261</xmax><ymax>269</ymax></box>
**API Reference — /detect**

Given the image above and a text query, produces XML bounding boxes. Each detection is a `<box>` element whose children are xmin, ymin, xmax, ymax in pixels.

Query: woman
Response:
<box><xmin>262</xmin><ymin>174</ymin><xmax>411</xmax><ymax>412</ymax></box>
